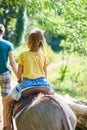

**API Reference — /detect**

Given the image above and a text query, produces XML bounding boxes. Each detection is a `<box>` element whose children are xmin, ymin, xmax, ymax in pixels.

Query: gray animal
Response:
<box><xmin>14</xmin><ymin>93</ymin><xmax>77</xmax><ymax>130</ymax></box>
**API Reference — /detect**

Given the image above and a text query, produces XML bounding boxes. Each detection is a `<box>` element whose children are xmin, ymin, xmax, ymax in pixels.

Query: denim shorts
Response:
<box><xmin>0</xmin><ymin>71</ymin><xmax>11</xmax><ymax>97</ymax></box>
<box><xmin>11</xmin><ymin>77</ymin><xmax>54</xmax><ymax>101</ymax></box>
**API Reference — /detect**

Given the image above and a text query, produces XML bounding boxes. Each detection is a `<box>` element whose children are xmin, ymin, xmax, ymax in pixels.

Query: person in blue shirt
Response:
<box><xmin>0</xmin><ymin>24</ymin><xmax>17</xmax><ymax>130</ymax></box>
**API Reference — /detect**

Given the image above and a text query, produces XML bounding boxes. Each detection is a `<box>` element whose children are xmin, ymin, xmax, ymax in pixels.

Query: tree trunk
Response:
<box><xmin>64</xmin><ymin>94</ymin><xmax>87</xmax><ymax>130</ymax></box>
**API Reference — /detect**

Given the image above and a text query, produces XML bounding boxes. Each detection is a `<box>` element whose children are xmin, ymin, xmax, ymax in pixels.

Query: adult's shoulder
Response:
<box><xmin>2</xmin><ymin>39</ymin><xmax>12</xmax><ymax>44</ymax></box>
<box><xmin>0</xmin><ymin>39</ymin><xmax>14</xmax><ymax>50</ymax></box>
<box><xmin>2</xmin><ymin>39</ymin><xmax>13</xmax><ymax>47</ymax></box>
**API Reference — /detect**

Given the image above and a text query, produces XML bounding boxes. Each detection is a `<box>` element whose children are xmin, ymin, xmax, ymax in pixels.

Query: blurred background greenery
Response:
<box><xmin>0</xmin><ymin>0</ymin><xmax>87</xmax><ymax>100</ymax></box>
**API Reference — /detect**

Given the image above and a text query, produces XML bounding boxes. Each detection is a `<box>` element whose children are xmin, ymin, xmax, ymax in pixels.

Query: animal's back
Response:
<box><xmin>15</xmin><ymin>94</ymin><xmax>77</xmax><ymax>130</ymax></box>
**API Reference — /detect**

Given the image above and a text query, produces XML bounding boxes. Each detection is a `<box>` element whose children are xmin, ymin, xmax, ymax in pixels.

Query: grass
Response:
<box><xmin>48</xmin><ymin>53</ymin><xmax>87</xmax><ymax>101</ymax></box>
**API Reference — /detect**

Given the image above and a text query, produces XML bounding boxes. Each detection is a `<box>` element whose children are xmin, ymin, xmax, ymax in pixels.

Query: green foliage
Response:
<box><xmin>59</xmin><ymin>0</ymin><xmax>87</xmax><ymax>55</ymax></box>
<box><xmin>14</xmin><ymin>44</ymin><xmax>28</xmax><ymax>62</ymax></box>
<box><xmin>0</xmin><ymin>0</ymin><xmax>87</xmax><ymax>54</ymax></box>
<box><xmin>26</xmin><ymin>0</ymin><xmax>87</xmax><ymax>56</ymax></box>
<box><xmin>0</xmin><ymin>0</ymin><xmax>26</xmax><ymax>7</ymax></box>
<box><xmin>0</xmin><ymin>2</ymin><xmax>18</xmax><ymax>41</ymax></box>
<box><xmin>0</xmin><ymin>0</ymin><xmax>26</xmax><ymax>45</ymax></box>
<box><xmin>48</xmin><ymin>53</ymin><xmax>87</xmax><ymax>100</ymax></box>
<box><xmin>44</xmin><ymin>44</ymin><xmax>57</xmax><ymax>63</ymax></box>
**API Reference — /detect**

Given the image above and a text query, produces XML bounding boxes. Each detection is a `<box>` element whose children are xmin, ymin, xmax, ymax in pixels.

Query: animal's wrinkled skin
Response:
<box><xmin>15</xmin><ymin>93</ymin><xmax>77</xmax><ymax>130</ymax></box>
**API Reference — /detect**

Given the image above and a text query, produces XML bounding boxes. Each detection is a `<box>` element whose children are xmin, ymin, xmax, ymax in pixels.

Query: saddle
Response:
<box><xmin>11</xmin><ymin>86</ymin><xmax>52</xmax><ymax>119</ymax></box>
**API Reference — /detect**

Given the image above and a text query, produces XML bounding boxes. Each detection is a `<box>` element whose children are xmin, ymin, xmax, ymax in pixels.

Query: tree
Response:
<box><xmin>14</xmin><ymin>6</ymin><xmax>25</xmax><ymax>46</ymax></box>
<box><xmin>0</xmin><ymin>1</ymin><xmax>18</xmax><ymax>42</ymax></box>
<box><xmin>59</xmin><ymin>0</ymin><xmax>87</xmax><ymax>55</ymax></box>
<box><xmin>0</xmin><ymin>0</ymin><xmax>87</xmax><ymax>53</ymax></box>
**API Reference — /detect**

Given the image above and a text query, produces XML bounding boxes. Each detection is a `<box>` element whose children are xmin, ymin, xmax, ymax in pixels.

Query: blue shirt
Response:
<box><xmin>0</xmin><ymin>39</ymin><xmax>14</xmax><ymax>74</ymax></box>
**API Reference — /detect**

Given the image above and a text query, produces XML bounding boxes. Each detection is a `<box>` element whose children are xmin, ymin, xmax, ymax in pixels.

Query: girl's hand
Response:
<box><xmin>17</xmin><ymin>79</ymin><xmax>21</xmax><ymax>83</ymax></box>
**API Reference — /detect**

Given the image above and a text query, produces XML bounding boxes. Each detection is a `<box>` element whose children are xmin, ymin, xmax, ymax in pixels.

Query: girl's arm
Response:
<box><xmin>17</xmin><ymin>64</ymin><xmax>23</xmax><ymax>83</ymax></box>
<box><xmin>44</xmin><ymin>67</ymin><xmax>47</xmax><ymax>79</ymax></box>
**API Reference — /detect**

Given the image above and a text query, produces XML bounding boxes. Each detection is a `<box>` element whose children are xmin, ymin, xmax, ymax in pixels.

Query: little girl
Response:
<box><xmin>5</xmin><ymin>29</ymin><xmax>54</xmax><ymax>130</ymax></box>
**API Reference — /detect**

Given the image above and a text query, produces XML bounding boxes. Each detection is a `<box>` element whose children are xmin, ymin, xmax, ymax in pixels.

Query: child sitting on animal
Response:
<box><xmin>5</xmin><ymin>29</ymin><xmax>54</xmax><ymax>130</ymax></box>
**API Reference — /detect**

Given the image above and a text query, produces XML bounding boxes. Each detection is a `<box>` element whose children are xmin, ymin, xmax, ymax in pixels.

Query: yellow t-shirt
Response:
<box><xmin>18</xmin><ymin>51</ymin><xmax>49</xmax><ymax>79</ymax></box>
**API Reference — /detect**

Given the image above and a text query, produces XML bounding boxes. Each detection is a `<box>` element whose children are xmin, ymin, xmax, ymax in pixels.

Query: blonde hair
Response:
<box><xmin>0</xmin><ymin>24</ymin><xmax>5</xmax><ymax>34</ymax></box>
<box><xmin>27</xmin><ymin>30</ymin><xmax>45</xmax><ymax>51</ymax></box>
